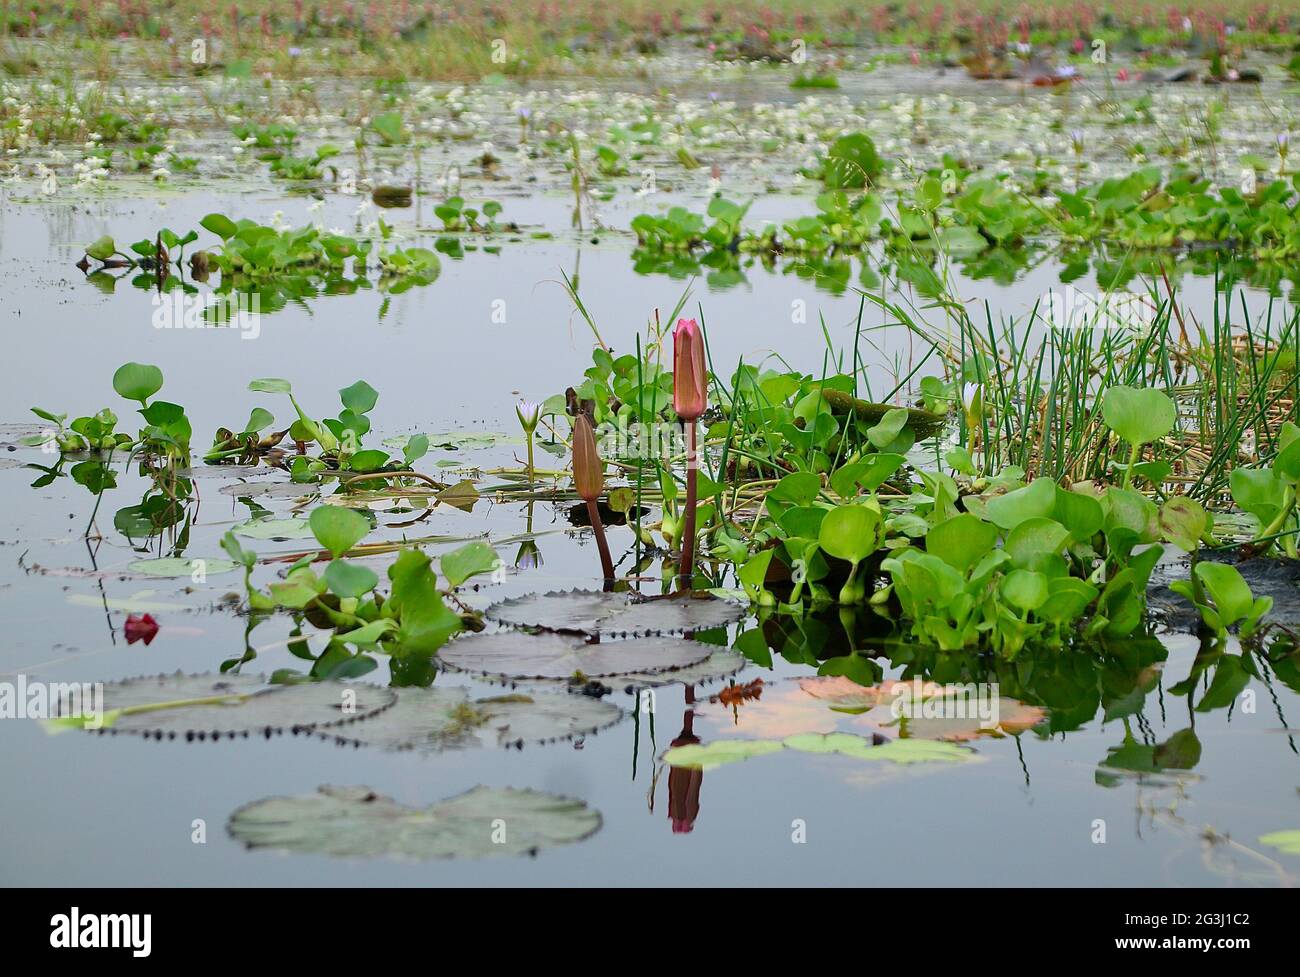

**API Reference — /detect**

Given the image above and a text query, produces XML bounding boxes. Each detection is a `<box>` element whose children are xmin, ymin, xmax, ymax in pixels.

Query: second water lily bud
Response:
<box><xmin>572</xmin><ymin>414</ymin><xmax>603</xmax><ymax>501</ymax></box>
<box><xmin>672</xmin><ymin>317</ymin><xmax>707</xmax><ymax>421</ymax></box>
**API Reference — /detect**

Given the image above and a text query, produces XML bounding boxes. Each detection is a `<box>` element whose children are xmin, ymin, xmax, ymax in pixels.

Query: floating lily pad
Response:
<box><xmin>66</xmin><ymin>590</ymin><xmax>187</xmax><ymax>613</ymax></box>
<box><xmin>228</xmin><ymin>784</ymin><xmax>601</xmax><ymax>859</ymax></box>
<box><xmin>232</xmin><ymin>517</ymin><xmax>317</xmax><ymax>540</ymax></box>
<box><xmin>661</xmin><ymin>739</ymin><xmax>786</xmax><ymax>770</ymax></box>
<box><xmin>321</xmin><ymin>686</ymin><xmax>623</xmax><ymax>752</ymax></box>
<box><xmin>126</xmin><ymin>557</ymin><xmax>242</xmax><ymax>578</ymax></box>
<box><xmin>438</xmin><ymin>631</ymin><xmax>713</xmax><ymax>680</ymax></box>
<box><xmin>178</xmin><ymin>465</ymin><xmax>270</xmax><ymax>479</ymax></box>
<box><xmin>56</xmin><ymin>672</ymin><xmax>395</xmax><ymax>739</ymax></box>
<box><xmin>664</xmin><ymin>732</ymin><xmax>975</xmax><ymax>769</ymax></box>
<box><xmin>486</xmin><ymin>589</ymin><xmax>744</xmax><ymax>637</ymax></box>
<box><xmin>1258</xmin><ymin>830</ymin><xmax>1300</xmax><ymax>855</ymax></box>
<box><xmin>0</xmin><ymin>423</ymin><xmax>45</xmax><ymax>448</ymax></box>
<box><xmin>0</xmin><ymin>457</ymin><xmax>25</xmax><ymax>470</ymax></box>
<box><xmin>219</xmin><ymin>481</ymin><xmax>318</xmax><ymax>499</ymax></box>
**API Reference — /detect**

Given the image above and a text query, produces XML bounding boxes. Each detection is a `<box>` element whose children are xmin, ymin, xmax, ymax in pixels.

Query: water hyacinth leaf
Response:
<box><xmin>985</xmin><ymin>478</ymin><xmax>1057</xmax><ymax>530</ymax></box>
<box><xmin>1053</xmin><ymin>487</ymin><xmax>1105</xmax><ymax>541</ymax></box>
<box><xmin>323</xmin><ymin>560</ymin><xmax>378</xmax><ymax>599</ymax></box>
<box><xmin>1005</xmin><ymin>517</ymin><xmax>1071</xmax><ymax>569</ymax></box>
<box><xmin>111</xmin><ymin>362</ymin><xmax>164</xmax><ymax>405</ymax></box>
<box><xmin>228</xmin><ymin>785</ymin><xmax>601</xmax><ymax>860</ymax></box>
<box><xmin>309</xmin><ymin>505</ymin><xmax>370</xmax><ymax>558</ymax></box>
<box><xmin>438</xmin><ymin>631</ymin><xmax>712</xmax><ymax>681</ymax></box>
<box><xmin>819</xmin><ymin>504</ymin><xmax>881</xmax><ymax>564</ymax></box>
<box><xmin>830</xmin><ymin>453</ymin><xmax>905</xmax><ymax>498</ymax></box>
<box><xmin>1101</xmin><ymin>385</ymin><xmax>1176</xmax><ymax>446</ymax></box>
<box><xmin>1160</xmin><ymin>497</ymin><xmax>1208</xmax><ymax>552</ymax></box>
<box><xmin>865</xmin><ymin>408</ymin><xmax>909</xmax><ymax>449</ymax></box>
<box><xmin>1000</xmin><ymin>569</ymin><xmax>1049</xmax><ymax>612</ymax></box>
<box><xmin>127</xmin><ymin>557</ymin><xmax>240</xmax><ymax>578</ymax></box>
<box><xmin>54</xmin><ymin>673</ymin><xmax>395</xmax><ymax>737</ymax></box>
<box><xmin>925</xmin><ymin>513</ymin><xmax>997</xmax><ymax>572</ymax></box>
<box><xmin>440</xmin><ymin>540</ymin><xmax>499</xmax><ymax>588</ymax></box>
<box><xmin>767</xmin><ymin>471</ymin><xmax>821</xmax><ymax>509</ymax></box>
<box><xmin>339</xmin><ymin>380</ymin><xmax>379</xmax><ymax>415</ymax></box>
<box><xmin>321</xmin><ymin>687</ymin><xmax>623</xmax><ymax>752</ymax></box>
<box><xmin>386</xmin><ymin>549</ymin><xmax>462</xmax><ymax>654</ymax></box>
<box><xmin>485</xmin><ymin>589</ymin><xmax>743</xmax><ymax>637</ymax></box>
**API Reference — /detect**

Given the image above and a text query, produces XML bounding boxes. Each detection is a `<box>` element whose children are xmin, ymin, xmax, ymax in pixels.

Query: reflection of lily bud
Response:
<box><xmin>668</xmin><ymin>711</ymin><xmax>702</xmax><ymax>834</ymax></box>
<box><xmin>514</xmin><ymin>538</ymin><xmax>542</xmax><ymax>571</ymax></box>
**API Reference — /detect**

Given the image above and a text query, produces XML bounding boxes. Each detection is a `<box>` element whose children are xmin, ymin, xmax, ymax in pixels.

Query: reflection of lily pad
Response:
<box><xmin>797</xmin><ymin>676</ymin><xmax>1046</xmax><ymax>741</ymax></box>
<box><xmin>487</xmin><ymin>589</ymin><xmax>744</xmax><ymax>637</ymax></box>
<box><xmin>228</xmin><ymin>784</ymin><xmax>601</xmax><ymax>859</ymax></box>
<box><xmin>58</xmin><ymin>673</ymin><xmax>395</xmax><ymax>739</ymax></box>
<box><xmin>233</xmin><ymin>517</ymin><xmax>316</xmax><ymax>540</ymax></box>
<box><xmin>438</xmin><ymin>631</ymin><xmax>713</xmax><ymax>680</ymax></box>
<box><xmin>321</xmin><ymin>687</ymin><xmax>623</xmax><ymax>752</ymax></box>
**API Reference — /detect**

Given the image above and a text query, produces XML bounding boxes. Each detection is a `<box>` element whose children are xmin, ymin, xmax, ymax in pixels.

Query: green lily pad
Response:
<box><xmin>320</xmin><ymin>687</ymin><xmax>623</xmax><ymax>752</ymax></box>
<box><xmin>486</xmin><ymin>589</ymin><xmax>744</xmax><ymax>637</ymax></box>
<box><xmin>662</xmin><ymin>739</ymin><xmax>786</xmax><ymax>770</ymax></box>
<box><xmin>126</xmin><ymin>557</ymin><xmax>242</xmax><ymax>578</ymax></box>
<box><xmin>54</xmin><ymin>673</ymin><xmax>395</xmax><ymax>739</ymax></box>
<box><xmin>438</xmin><ymin>631</ymin><xmax>713</xmax><ymax>680</ymax></box>
<box><xmin>233</xmin><ymin>517</ymin><xmax>316</xmax><ymax>540</ymax></box>
<box><xmin>228</xmin><ymin>784</ymin><xmax>601</xmax><ymax>859</ymax></box>
<box><xmin>664</xmin><ymin>731</ymin><xmax>976</xmax><ymax>769</ymax></box>
<box><xmin>1258</xmin><ymin>830</ymin><xmax>1300</xmax><ymax>855</ymax></box>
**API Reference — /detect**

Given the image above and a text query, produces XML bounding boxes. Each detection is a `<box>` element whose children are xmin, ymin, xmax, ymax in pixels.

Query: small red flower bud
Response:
<box><xmin>672</xmin><ymin>318</ymin><xmax>707</xmax><ymax>421</ymax></box>
<box><xmin>571</xmin><ymin>414</ymin><xmax>603</xmax><ymax>502</ymax></box>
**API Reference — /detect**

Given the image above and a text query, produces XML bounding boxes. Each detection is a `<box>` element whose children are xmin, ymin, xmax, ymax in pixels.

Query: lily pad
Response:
<box><xmin>321</xmin><ymin>687</ymin><xmax>623</xmax><ymax>752</ymax></box>
<box><xmin>1258</xmin><ymin>830</ymin><xmax>1300</xmax><ymax>855</ymax></box>
<box><xmin>438</xmin><ymin>631</ymin><xmax>713</xmax><ymax>680</ymax></box>
<box><xmin>664</xmin><ymin>732</ymin><xmax>975</xmax><ymax>769</ymax></box>
<box><xmin>486</xmin><ymin>589</ymin><xmax>744</xmax><ymax>637</ymax></box>
<box><xmin>56</xmin><ymin>672</ymin><xmax>395</xmax><ymax>739</ymax></box>
<box><xmin>219</xmin><ymin>481</ymin><xmax>318</xmax><ymax>499</ymax></box>
<box><xmin>228</xmin><ymin>784</ymin><xmax>601</xmax><ymax>859</ymax></box>
<box><xmin>232</xmin><ymin>517</ymin><xmax>316</xmax><ymax>540</ymax></box>
<box><xmin>661</xmin><ymin>739</ymin><xmax>786</xmax><ymax>770</ymax></box>
<box><xmin>126</xmin><ymin>557</ymin><xmax>242</xmax><ymax>578</ymax></box>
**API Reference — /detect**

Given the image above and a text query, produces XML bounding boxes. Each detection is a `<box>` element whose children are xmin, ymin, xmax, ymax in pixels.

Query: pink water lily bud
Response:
<box><xmin>572</xmin><ymin>414</ymin><xmax>604</xmax><ymax>502</ymax></box>
<box><xmin>672</xmin><ymin>318</ymin><xmax>707</xmax><ymax>421</ymax></box>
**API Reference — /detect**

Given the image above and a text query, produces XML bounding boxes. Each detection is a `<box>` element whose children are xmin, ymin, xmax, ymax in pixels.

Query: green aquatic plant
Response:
<box><xmin>1170</xmin><ymin>562</ymin><xmax>1273</xmax><ymax>641</ymax></box>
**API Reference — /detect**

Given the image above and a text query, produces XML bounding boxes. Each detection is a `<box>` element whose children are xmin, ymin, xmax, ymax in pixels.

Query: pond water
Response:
<box><xmin>1</xmin><ymin>45</ymin><xmax>1299</xmax><ymax>886</ymax></box>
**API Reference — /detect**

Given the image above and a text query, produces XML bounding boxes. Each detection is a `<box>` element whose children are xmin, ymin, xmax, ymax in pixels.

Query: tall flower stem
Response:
<box><xmin>679</xmin><ymin>420</ymin><xmax>698</xmax><ymax>589</ymax></box>
<box><xmin>587</xmin><ymin>498</ymin><xmax>615</xmax><ymax>583</ymax></box>
<box><xmin>525</xmin><ymin>430</ymin><xmax>535</xmax><ymax>486</ymax></box>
